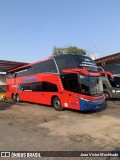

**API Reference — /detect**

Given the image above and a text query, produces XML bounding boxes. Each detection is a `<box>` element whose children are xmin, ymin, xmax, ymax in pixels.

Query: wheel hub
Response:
<box><xmin>55</xmin><ymin>100</ymin><xmax>60</xmax><ymax>108</ymax></box>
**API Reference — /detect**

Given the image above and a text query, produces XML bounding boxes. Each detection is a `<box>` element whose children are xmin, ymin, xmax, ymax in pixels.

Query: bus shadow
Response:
<box><xmin>106</xmin><ymin>99</ymin><xmax>120</xmax><ymax>105</ymax></box>
<box><xmin>0</xmin><ymin>101</ymin><xmax>14</xmax><ymax>111</ymax></box>
<box><xmin>107</xmin><ymin>98</ymin><xmax>120</xmax><ymax>101</ymax></box>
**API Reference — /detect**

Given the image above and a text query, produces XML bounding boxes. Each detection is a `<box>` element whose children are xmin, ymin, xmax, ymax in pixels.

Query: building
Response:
<box><xmin>0</xmin><ymin>60</ymin><xmax>28</xmax><ymax>72</ymax></box>
<box><xmin>0</xmin><ymin>60</ymin><xmax>28</xmax><ymax>99</ymax></box>
<box><xmin>95</xmin><ymin>52</ymin><xmax>120</xmax><ymax>66</ymax></box>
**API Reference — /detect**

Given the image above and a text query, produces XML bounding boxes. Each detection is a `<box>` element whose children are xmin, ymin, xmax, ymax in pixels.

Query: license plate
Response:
<box><xmin>96</xmin><ymin>106</ymin><xmax>100</xmax><ymax>109</ymax></box>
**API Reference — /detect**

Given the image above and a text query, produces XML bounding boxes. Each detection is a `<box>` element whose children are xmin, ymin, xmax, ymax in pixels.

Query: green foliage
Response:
<box><xmin>66</xmin><ymin>46</ymin><xmax>86</xmax><ymax>55</ymax></box>
<box><xmin>52</xmin><ymin>47</ymin><xmax>64</xmax><ymax>56</ymax></box>
<box><xmin>52</xmin><ymin>46</ymin><xmax>86</xmax><ymax>56</ymax></box>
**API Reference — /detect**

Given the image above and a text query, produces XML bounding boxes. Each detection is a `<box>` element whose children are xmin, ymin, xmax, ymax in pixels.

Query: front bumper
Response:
<box><xmin>80</xmin><ymin>99</ymin><xmax>106</xmax><ymax>111</ymax></box>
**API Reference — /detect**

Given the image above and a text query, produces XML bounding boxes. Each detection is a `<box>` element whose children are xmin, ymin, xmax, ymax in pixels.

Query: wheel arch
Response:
<box><xmin>103</xmin><ymin>90</ymin><xmax>112</xmax><ymax>99</ymax></box>
<box><xmin>51</xmin><ymin>95</ymin><xmax>59</xmax><ymax>106</ymax></box>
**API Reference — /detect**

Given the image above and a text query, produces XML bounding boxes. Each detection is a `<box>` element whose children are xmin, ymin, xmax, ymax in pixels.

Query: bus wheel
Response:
<box><xmin>53</xmin><ymin>97</ymin><xmax>63</xmax><ymax>111</ymax></box>
<box><xmin>104</xmin><ymin>91</ymin><xmax>110</xmax><ymax>99</ymax></box>
<box><xmin>16</xmin><ymin>94</ymin><xmax>20</xmax><ymax>103</ymax></box>
<box><xmin>12</xmin><ymin>94</ymin><xmax>17</xmax><ymax>102</ymax></box>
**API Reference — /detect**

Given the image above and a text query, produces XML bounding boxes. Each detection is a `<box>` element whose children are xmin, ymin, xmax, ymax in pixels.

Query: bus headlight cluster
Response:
<box><xmin>80</xmin><ymin>97</ymin><xmax>90</xmax><ymax>102</ymax></box>
<box><xmin>112</xmin><ymin>90</ymin><xmax>115</xmax><ymax>93</ymax></box>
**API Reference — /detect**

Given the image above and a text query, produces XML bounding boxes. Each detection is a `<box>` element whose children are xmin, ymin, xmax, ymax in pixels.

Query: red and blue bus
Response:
<box><xmin>6</xmin><ymin>54</ymin><xmax>105</xmax><ymax>111</ymax></box>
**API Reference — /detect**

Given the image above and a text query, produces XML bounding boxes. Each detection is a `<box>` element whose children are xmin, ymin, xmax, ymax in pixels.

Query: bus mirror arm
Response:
<box><xmin>99</xmin><ymin>71</ymin><xmax>114</xmax><ymax>79</ymax></box>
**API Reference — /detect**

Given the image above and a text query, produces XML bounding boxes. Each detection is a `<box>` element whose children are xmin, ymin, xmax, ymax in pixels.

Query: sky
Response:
<box><xmin>0</xmin><ymin>0</ymin><xmax>120</xmax><ymax>63</ymax></box>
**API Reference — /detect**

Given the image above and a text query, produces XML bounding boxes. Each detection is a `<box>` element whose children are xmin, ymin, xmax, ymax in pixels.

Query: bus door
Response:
<box><xmin>61</xmin><ymin>75</ymin><xmax>80</xmax><ymax>110</ymax></box>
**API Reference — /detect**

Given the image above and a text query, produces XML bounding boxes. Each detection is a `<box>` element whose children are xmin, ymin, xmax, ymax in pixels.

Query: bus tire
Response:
<box><xmin>12</xmin><ymin>93</ymin><xmax>17</xmax><ymax>102</ymax></box>
<box><xmin>53</xmin><ymin>97</ymin><xmax>64</xmax><ymax>111</ymax></box>
<box><xmin>104</xmin><ymin>91</ymin><xmax>111</xmax><ymax>99</ymax></box>
<box><xmin>16</xmin><ymin>94</ymin><xmax>20</xmax><ymax>103</ymax></box>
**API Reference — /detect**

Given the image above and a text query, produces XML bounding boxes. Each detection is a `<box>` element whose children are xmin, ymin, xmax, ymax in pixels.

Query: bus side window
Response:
<box><xmin>28</xmin><ymin>60</ymin><xmax>57</xmax><ymax>75</ymax></box>
<box><xmin>18</xmin><ymin>82</ymin><xmax>58</xmax><ymax>92</ymax></box>
<box><xmin>41</xmin><ymin>60</ymin><xmax>57</xmax><ymax>73</ymax></box>
<box><xmin>61</xmin><ymin>78</ymin><xmax>79</xmax><ymax>93</ymax></box>
<box><xmin>42</xmin><ymin>82</ymin><xmax>58</xmax><ymax>92</ymax></box>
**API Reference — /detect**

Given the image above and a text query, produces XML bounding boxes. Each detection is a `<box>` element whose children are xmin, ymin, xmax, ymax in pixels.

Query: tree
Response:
<box><xmin>52</xmin><ymin>47</ymin><xmax>64</xmax><ymax>56</ymax></box>
<box><xmin>66</xmin><ymin>46</ymin><xmax>86</xmax><ymax>55</ymax></box>
<box><xmin>52</xmin><ymin>46</ymin><xmax>86</xmax><ymax>56</ymax></box>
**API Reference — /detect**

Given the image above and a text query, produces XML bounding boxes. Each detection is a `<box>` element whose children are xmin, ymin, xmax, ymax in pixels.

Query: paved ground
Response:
<box><xmin>0</xmin><ymin>100</ymin><xmax>120</xmax><ymax>160</ymax></box>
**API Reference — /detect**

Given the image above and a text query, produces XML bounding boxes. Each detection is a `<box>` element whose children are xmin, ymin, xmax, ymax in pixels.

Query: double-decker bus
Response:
<box><xmin>98</xmin><ymin>65</ymin><xmax>120</xmax><ymax>99</ymax></box>
<box><xmin>6</xmin><ymin>54</ymin><xmax>105</xmax><ymax>111</ymax></box>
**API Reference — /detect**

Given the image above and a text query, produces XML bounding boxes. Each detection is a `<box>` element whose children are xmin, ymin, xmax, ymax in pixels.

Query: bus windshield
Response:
<box><xmin>74</xmin><ymin>55</ymin><xmax>98</xmax><ymax>73</ymax></box>
<box><xmin>109</xmin><ymin>76</ymin><xmax>120</xmax><ymax>88</ymax></box>
<box><xmin>79</xmin><ymin>75</ymin><xmax>103</xmax><ymax>96</ymax></box>
<box><xmin>102</xmin><ymin>64</ymin><xmax>120</xmax><ymax>75</ymax></box>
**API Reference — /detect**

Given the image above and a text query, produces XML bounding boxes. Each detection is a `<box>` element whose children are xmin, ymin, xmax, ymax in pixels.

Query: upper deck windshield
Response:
<box><xmin>54</xmin><ymin>54</ymin><xmax>98</xmax><ymax>73</ymax></box>
<box><xmin>74</xmin><ymin>55</ymin><xmax>98</xmax><ymax>73</ymax></box>
<box><xmin>79</xmin><ymin>75</ymin><xmax>103</xmax><ymax>96</ymax></box>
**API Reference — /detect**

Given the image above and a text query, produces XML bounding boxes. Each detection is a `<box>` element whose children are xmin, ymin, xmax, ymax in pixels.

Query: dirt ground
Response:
<box><xmin>0</xmin><ymin>100</ymin><xmax>120</xmax><ymax>160</ymax></box>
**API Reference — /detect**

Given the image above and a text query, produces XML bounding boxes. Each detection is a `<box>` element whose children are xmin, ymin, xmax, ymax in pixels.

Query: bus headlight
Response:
<box><xmin>112</xmin><ymin>90</ymin><xmax>115</xmax><ymax>93</ymax></box>
<box><xmin>73</xmin><ymin>95</ymin><xmax>90</xmax><ymax>101</ymax></box>
<box><xmin>80</xmin><ymin>98</ymin><xmax>90</xmax><ymax>102</ymax></box>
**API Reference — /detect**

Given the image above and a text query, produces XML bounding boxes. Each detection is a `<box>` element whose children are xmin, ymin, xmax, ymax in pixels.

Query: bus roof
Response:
<box><xmin>7</xmin><ymin>57</ymin><xmax>52</xmax><ymax>73</ymax></box>
<box><xmin>7</xmin><ymin>54</ymin><xmax>96</xmax><ymax>73</ymax></box>
<box><xmin>7</xmin><ymin>54</ymin><xmax>84</xmax><ymax>73</ymax></box>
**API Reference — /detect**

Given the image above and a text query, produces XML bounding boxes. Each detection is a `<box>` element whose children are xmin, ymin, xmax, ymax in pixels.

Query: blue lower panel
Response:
<box><xmin>80</xmin><ymin>99</ymin><xmax>106</xmax><ymax>111</ymax></box>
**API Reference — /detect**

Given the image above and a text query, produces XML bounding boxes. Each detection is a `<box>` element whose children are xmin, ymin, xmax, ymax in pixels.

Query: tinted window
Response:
<box><xmin>19</xmin><ymin>82</ymin><xmax>58</xmax><ymax>92</ymax></box>
<box><xmin>43</xmin><ymin>82</ymin><xmax>58</xmax><ymax>92</ymax></box>
<box><xmin>54</xmin><ymin>54</ymin><xmax>98</xmax><ymax>73</ymax></box>
<box><xmin>16</xmin><ymin>69</ymin><xmax>28</xmax><ymax>77</ymax></box>
<box><xmin>27</xmin><ymin>60</ymin><xmax>57</xmax><ymax>75</ymax></box>
<box><xmin>109</xmin><ymin>77</ymin><xmax>120</xmax><ymax>88</ymax></box>
<box><xmin>102</xmin><ymin>64</ymin><xmax>120</xmax><ymax>74</ymax></box>
<box><xmin>61</xmin><ymin>74</ymin><xmax>79</xmax><ymax>93</ymax></box>
<box><xmin>54</xmin><ymin>55</ymin><xmax>76</xmax><ymax>72</ymax></box>
<box><xmin>15</xmin><ymin>59</ymin><xmax>57</xmax><ymax>77</ymax></box>
<box><xmin>41</xmin><ymin>60</ymin><xmax>57</xmax><ymax>73</ymax></box>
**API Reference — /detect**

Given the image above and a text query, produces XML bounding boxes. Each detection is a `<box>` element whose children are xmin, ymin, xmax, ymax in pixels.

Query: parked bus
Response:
<box><xmin>98</xmin><ymin>66</ymin><xmax>120</xmax><ymax>99</ymax></box>
<box><xmin>99</xmin><ymin>64</ymin><xmax>120</xmax><ymax>76</ymax></box>
<box><xmin>6</xmin><ymin>54</ymin><xmax>105</xmax><ymax>111</ymax></box>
